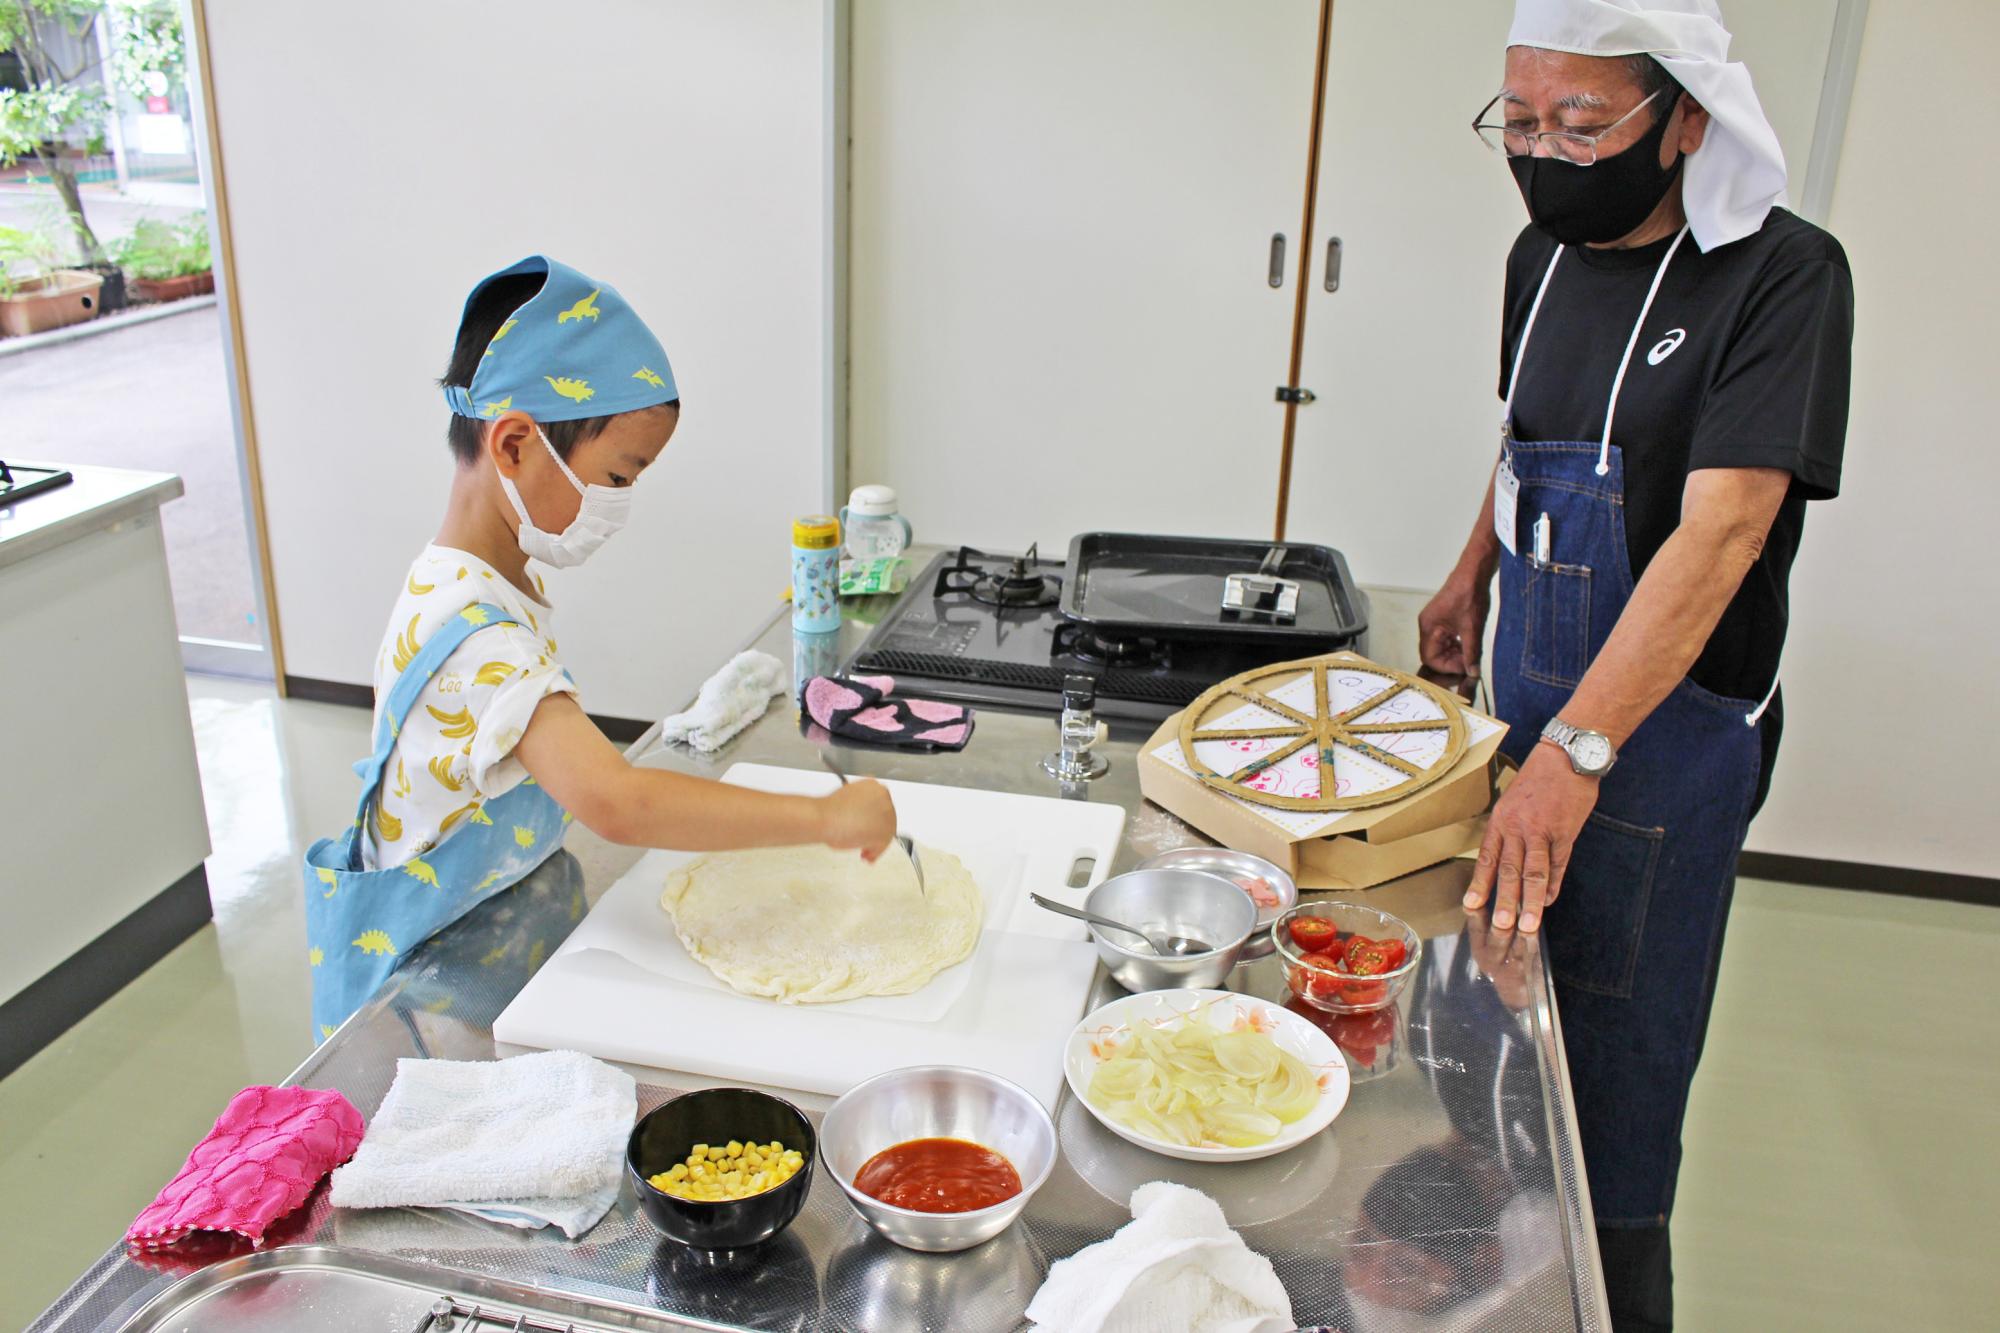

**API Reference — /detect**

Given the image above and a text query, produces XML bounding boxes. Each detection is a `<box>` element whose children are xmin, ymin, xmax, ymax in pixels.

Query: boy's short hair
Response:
<box><xmin>439</xmin><ymin>273</ymin><xmax>679</xmax><ymax>464</ymax></box>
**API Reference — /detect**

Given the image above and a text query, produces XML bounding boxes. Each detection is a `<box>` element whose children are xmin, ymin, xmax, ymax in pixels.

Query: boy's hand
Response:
<box><xmin>820</xmin><ymin>779</ymin><xmax>898</xmax><ymax>861</ymax></box>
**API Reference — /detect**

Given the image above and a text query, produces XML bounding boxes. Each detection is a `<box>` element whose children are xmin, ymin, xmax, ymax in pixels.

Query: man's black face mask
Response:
<box><xmin>1510</xmin><ymin>99</ymin><xmax>1683</xmax><ymax>245</ymax></box>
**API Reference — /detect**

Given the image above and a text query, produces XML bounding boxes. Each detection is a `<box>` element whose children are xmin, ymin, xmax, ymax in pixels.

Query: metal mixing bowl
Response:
<box><xmin>1137</xmin><ymin>847</ymin><xmax>1298</xmax><ymax>959</ymax></box>
<box><xmin>1084</xmin><ymin>868</ymin><xmax>1258</xmax><ymax>991</ymax></box>
<box><xmin>820</xmin><ymin>1066</ymin><xmax>1056</xmax><ymax>1253</ymax></box>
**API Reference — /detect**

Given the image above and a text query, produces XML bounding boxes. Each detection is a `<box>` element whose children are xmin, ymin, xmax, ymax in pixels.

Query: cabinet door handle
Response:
<box><xmin>1324</xmin><ymin>236</ymin><xmax>1343</xmax><ymax>292</ymax></box>
<box><xmin>1268</xmin><ymin>233</ymin><xmax>1287</xmax><ymax>289</ymax></box>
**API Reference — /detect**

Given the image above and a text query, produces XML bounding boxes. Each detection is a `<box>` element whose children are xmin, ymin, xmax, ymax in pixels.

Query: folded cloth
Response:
<box><xmin>804</xmin><ymin>673</ymin><xmax>974</xmax><ymax>751</ymax></box>
<box><xmin>1025</xmin><ymin>1182</ymin><xmax>1294</xmax><ymax>1333</ymax></box>
<box><xmin>659</xmin><ymin>650</ymin><xmax>787</xmax><ymax>753</ymax></box>
<box><xmin>329</xmin><ymin>1050</ymin><xmax>635</xmax><ymax>1240</ymax></box>
<box><xmin>127</xmin><ymin>1085</ymin><xmax>365</xmax><ymax>1252</ymax></box>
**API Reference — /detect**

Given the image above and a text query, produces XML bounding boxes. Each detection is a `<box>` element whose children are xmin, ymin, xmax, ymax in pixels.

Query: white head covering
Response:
<box><xmin>1507</xmin><ymin>0</ymin><xmax>1787</xmax><ymax>251</ymax></box>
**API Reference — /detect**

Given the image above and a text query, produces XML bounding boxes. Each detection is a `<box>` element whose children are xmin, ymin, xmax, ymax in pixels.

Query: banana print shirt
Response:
<box><xmin>362</xmin><ymin>545</ymin><xmax>576</xmax><ymax>870</ymax></box>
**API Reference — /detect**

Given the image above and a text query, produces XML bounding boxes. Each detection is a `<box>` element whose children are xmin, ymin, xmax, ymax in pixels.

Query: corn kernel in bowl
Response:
<box><xmin>648</xmin><ymin>1138</ymin><xmax>807</xmax><ymax>1202</ymax></box>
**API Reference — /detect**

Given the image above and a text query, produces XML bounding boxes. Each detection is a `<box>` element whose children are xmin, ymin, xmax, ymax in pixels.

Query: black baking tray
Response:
<box><xmin>1059</xmin><ymin>532</ymin><xmax>1367</xmax><ymax>648</ymax></box>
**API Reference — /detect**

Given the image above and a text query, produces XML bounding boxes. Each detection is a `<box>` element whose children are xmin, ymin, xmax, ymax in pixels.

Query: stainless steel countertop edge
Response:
<box><xmin>1537</xmin><ymin>965</ymin><xmax>1614</xmax><ymax>1331</ymax></box>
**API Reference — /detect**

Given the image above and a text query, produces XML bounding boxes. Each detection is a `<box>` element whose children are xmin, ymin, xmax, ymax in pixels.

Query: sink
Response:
<box><xmin>115</xmin><ymin>1245</ymin><xmax>714</xmax><ymax>1332</ymax></box>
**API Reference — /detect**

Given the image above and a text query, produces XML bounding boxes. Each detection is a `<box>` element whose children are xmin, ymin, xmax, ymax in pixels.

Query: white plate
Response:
<box><xmin>1062</xmin><ymin>989</ymin><xmax>1351</xmax><ymax>1163</ymax></box>
<box><xmin>1056</xmin><ymin>1091</ymin><xmax>1340</xmax><ymax>1227</ymax></box>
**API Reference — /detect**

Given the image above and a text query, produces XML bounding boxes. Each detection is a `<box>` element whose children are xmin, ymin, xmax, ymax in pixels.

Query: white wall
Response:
<box><xmin>848</xmin><ymin>0</ymin><xmax>1322</xmax><ymax>552</ymax></box>
<box><xmin>204</xmin><ymin>0</ymin><xmax>840</xmax><ymax>721</ymax></box>
<box><xmin>1746</xmin><ymin>0</ymin><xmax>2000</xmax><ymax>877</ymax></box>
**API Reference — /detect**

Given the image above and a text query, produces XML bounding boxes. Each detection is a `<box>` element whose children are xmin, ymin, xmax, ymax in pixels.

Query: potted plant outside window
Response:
<box><xmin>0</xmin><ymin>223</ymin><xmax>103</xmax><ymax>337</ymax></box>
<box><xmin>116</xmin><ymin>212</ymin><xmax>213</xmax><ymax>303</ymax></box>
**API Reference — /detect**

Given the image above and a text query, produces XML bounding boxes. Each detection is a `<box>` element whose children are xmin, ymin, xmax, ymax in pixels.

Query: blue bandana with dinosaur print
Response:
<box><xmin>443</xmin><ymin>255</ymin><xmax>678</xmax><ymax>424</ymax></box>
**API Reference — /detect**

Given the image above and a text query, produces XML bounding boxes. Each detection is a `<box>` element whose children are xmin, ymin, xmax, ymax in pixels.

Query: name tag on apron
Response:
<box><xmin>1494</xmin><ymin>456</ymin><xmax>1520</xmax><ymax>557</ymax></box>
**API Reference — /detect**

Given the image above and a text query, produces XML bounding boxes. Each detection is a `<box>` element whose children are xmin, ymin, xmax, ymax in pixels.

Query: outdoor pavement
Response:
<box><xmin>0</xmin><ymin>181</ymin><xmax>200</xmax><ymax>255</ymax></box>
<box><xmin>0</xmin><ymin>303</ymin><xmax>257</xmax><ymax>643</ymax></box>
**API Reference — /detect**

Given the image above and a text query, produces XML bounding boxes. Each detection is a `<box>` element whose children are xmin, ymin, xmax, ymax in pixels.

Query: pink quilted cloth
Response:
<box><xmin>126</xmin><ymin>1086</ymin><xmax>365</xmax><ymax>1252</ymax></box>
<box><xmin>803</xmin><ymin>674</ymin><xmax>974</xmax><ymax>751</ymax></box>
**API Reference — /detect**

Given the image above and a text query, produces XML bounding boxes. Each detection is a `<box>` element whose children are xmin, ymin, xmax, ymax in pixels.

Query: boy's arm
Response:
<box><xmin>514</xmin><ymin>694</ymin><xmax>896</xmax><ymax>857</ymax></box>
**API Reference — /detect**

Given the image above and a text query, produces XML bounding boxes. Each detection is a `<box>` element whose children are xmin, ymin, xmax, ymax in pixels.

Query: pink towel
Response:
<box><xmin>126</xmin><ymin>1085</ymin><xmax>365</xmax><ymax>1252</ymax></box>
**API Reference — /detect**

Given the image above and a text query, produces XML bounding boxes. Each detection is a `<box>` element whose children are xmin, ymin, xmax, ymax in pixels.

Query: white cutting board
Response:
<box><xmin>493</xmin><ymin>764</ymin><xmax>1126</xmax><ymax>1107</ymax></box>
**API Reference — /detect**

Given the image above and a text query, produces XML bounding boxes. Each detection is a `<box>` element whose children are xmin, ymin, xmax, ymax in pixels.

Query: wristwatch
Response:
<box><xmin>1540</xmin><ymin>717</ymin><xmax>1617</xmax><ymax>777</ymax></box>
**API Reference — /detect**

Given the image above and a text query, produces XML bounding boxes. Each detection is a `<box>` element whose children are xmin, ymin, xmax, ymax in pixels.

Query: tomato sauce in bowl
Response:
<box><xmin>852</xmin><ymin>1137</ymin><xmax>1022</xmax><ymax>1214</ymax></box>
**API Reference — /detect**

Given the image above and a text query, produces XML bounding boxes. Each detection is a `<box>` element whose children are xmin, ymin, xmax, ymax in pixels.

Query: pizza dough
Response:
<box><xmin>659</xmin><ymin>844</ymin><xmax>982</xmax><ymax>1004</ymax></box>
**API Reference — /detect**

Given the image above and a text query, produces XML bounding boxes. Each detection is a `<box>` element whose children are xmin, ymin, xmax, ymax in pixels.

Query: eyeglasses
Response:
<box><xmin>1471</xmin><ymin>89</ymin><xmax>1663</xmax><ymax>166</ymax></box>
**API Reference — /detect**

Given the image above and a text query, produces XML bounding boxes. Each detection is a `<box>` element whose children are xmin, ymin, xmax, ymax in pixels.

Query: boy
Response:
<box><xmin>304</xmin><ymin>256</ymin><xmax>893</xmax><ymax>1036</ymax></box>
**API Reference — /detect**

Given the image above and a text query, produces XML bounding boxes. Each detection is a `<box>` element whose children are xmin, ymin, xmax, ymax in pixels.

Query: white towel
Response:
<box><xmin>1025</xmin><ymin>1182</ymin><xmax>1294</xmax><ymax>1333</ymax></box>
<box><xmin>329</xmin><ymin>1050</ymin><xmax>636</xmax><ymax>1240</ymax></box>
<box><xmin>657</xmin><ymin>650</ymin><xmax>788</xmax><ymax>753</ymax></box>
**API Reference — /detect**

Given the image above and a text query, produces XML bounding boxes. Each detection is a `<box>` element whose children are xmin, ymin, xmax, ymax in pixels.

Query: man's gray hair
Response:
<box><xmin>1625</xmin><ymin>54</ymin><xmax>1683</xmax><ymax>102</ymax></box>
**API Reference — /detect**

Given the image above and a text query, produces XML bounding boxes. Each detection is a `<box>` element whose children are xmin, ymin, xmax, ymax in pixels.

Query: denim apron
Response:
<box><xmin>304</xmin><ymin>602</ymin><xmax>569</xmax><ymax>1040</ymax></box>
<box><xmin>1491</xmin><ymin>228</ymin><xmax>1774</xmax><ymax>1226</ymax></box>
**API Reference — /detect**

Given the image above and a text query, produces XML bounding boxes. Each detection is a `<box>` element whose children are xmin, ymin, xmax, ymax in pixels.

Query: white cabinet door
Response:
<box><xmin>848</xmin><ymin>0</ymin><xmax>1320</xmax><ymax>553</ymax></box>
<box><xmin>1283</xmin><ymin>0</ymin><xmax>1842</xmax><ymax>594</ymax></box>
<box><xmin>204</xmin><ymin>0</ymin><xmax>840</xmax><ymax>720</ymax></box>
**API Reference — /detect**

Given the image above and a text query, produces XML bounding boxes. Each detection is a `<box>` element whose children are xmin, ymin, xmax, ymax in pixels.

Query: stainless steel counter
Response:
<box><xmin>32</xmin><ymin>600</ymin><xmax>1608</xmax><ymax>1333</ymax></box>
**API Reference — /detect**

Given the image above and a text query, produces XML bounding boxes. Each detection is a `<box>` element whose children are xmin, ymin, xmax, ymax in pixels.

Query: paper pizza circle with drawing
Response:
<box><xmin>1162</xmin><ymin>656</ymin><xmax>1506</xmax><ymax>836</ymax></box>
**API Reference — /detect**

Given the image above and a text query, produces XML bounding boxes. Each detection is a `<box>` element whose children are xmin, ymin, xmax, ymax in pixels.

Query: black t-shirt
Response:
<box><xmin>1500</xmin><ymin>208</ymin><xmax>1852</xmax><ymax>719</ymax></box>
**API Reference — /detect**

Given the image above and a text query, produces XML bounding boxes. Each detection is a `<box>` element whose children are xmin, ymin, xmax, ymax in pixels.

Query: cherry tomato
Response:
<box><xmin>1348</xmin><ymin>942</ymin><xmax>1394</xmax><ymax>977</ymax></box>
<box><xmin>1291</xmin><ymin>950</ymin><xmax>1346</xmax><ymax>1001</ymax></box>
<box><xmin>1377</xmin><ymin>939</ymin><xmax>1409</xmax><ymax>971</ymax></box>
<box><xmin>1342</xmin><ymin>934</ymin><xmax>1377</xmax><ymax>967</ymax></box>
<box><xmin>1288</xmin><ymin>916</ymin><xmax>1339</xmax><ymax>953</ymax></box>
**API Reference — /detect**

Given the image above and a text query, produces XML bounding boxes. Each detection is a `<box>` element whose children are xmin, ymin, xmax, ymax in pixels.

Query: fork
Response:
<box><xmin>818</xmin><ymin>752</ymin><xmax>926</xmax><ymax>895</ymax></box>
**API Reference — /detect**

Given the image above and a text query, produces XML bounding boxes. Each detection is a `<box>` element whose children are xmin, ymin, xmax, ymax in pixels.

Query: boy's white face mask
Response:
<box><xmin>498</xmin><ymin>426</ymin><xmax>632</xmax><ymax>569</ymax></box>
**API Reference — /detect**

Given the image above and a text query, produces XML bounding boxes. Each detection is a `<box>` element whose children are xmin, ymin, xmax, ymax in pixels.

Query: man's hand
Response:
<box><xmin>1418</xmin><ymin>571</ymin><xmax>1492</xmax><ymax>680</ymax></box>
<box><xmin>818</xmin><ymin>779</ymin><xmax>897</xmax><ymax>862</ymax></box>
<box><xmin>1465</xmin><ymin>743</ymin><xmax>1599</xmax><ymax>933</ymax></box>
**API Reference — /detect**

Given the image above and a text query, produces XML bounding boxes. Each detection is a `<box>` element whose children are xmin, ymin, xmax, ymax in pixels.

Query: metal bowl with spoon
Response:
<box><xmin>1027</xmin><ymin>893</ymin><xmax>1212</xmax><ymax>957</ymax></box>
<box><xmin>1037</xmin><ymin>869</ymin><xmax>1256</xmax><ymax>992</ymax></box>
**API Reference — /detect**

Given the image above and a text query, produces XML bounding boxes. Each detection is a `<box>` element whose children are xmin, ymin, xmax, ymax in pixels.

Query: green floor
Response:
<box><xmin>3</xmin><ymin>678</ymin><xmax>1994</xmax><ymax>1329</ymax></box>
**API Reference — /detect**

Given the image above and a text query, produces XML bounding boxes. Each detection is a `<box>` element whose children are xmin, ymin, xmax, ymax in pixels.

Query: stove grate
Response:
<box><xmin>856</xmin><ymin>649</ymin><xmax>1203</xmax><ymax>705</ymax></box>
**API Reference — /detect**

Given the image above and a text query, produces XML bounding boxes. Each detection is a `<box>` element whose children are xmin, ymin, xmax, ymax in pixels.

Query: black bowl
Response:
<box><xmin>627</xmin><ymin>1088</ymin><xmax>817</xmax><ymax>1250</ymax></box>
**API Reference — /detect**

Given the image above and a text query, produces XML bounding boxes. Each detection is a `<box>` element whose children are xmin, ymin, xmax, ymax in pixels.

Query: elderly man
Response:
<box><xmin>1418</xmin><ymin>1</ymin><xmax>1852</xmax><ymax>1327</ymax></box>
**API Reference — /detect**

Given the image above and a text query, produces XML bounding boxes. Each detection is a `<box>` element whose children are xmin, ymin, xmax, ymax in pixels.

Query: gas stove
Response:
<box><xmin>847</xmin><ymin>544</ymin><xmax>1367</xmax><ymax>721</ymax></box>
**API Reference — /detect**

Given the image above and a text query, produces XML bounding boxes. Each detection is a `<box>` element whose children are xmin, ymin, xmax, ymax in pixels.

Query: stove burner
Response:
<box><xmin>935</xmin><ymin>544</ymin><xmax>1062</xmax><ymax>609</ymax></box>
<box><xmin>1054</xmin><ymin>623</ymin><xmax>1168</xmax><ymax>668</ymax></box>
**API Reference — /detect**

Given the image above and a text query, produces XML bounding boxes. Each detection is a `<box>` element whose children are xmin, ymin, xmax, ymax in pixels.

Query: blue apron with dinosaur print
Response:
<box><xmin>303</xmin><ymin>602</ymin><xmax>569</xmax><ymax>1040</ymax></box>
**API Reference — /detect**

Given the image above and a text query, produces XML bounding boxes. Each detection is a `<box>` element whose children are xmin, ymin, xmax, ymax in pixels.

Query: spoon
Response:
<box><xmin>1028</xmin><ymin>893</ymin><xmax>1212</xmax><ymax>957</ymax></box>
<box><xmin>818</xmin><ymin>752</ymin><xmax>926</xmax><ymax>895</ymax></box>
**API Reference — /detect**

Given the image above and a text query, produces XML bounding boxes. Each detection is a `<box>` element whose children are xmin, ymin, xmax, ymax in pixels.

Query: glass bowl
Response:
<box><xmin>1270</xmin><ymin>900</ymin><xmax>1420</xmax><ymax>1015</ymax></box>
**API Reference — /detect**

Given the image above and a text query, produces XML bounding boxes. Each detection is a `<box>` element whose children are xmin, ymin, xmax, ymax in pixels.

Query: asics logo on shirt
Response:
<box><xmin>1647</xmin><ymin>328</ymin><xmax>1688</xmax><ymax>365</ymax></box>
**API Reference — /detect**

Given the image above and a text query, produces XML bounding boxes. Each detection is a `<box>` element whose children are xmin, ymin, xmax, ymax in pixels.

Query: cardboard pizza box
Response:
<box><xmin>1136</xmin><ymin>653</ymin><xmax>1508</xmax><ymax>891</ymax></box>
